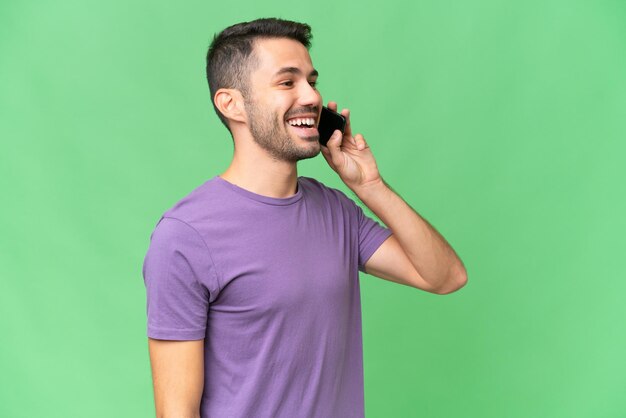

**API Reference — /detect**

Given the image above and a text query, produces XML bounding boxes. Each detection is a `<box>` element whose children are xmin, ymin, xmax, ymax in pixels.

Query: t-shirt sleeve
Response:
<box><xmin>142</xmin><ymin>216</ymin><xmax>217</xmax><ymax>340</ymax></box>
<box><xmin>355</xmin><ymin>203</ymin><xmax>393</xmax><ymax>272</ymax></box>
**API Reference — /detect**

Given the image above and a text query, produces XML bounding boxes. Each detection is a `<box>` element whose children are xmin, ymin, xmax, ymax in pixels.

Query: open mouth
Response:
<box><xmin>286</xmin><ymin>117</ymin><xmax>319</xmax><ymax>138</ymax></box>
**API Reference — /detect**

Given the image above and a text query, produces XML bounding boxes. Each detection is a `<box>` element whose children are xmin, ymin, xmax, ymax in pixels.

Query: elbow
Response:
<box><xmin>434</xmin><ymin>265</ymin><xmax>468</xmax><ymax>295</ymax></box>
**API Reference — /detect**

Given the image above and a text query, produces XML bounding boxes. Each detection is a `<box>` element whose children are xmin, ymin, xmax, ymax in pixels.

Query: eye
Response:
<box><xmin>309</xmin><ymin>80</ymin><xmax>318</xmax><ymax>88</ymax></box>
<box><xmin>280</xmin><ymin>80</ymin><xmax>294</xmax><ymax>87</ymax></box>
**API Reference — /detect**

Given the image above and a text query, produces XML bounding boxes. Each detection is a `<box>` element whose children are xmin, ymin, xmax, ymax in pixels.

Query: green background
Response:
<box><xmin>1</xmin><ymin>0</ymin><xmax>625</xmax><ymax>417</ymax></box>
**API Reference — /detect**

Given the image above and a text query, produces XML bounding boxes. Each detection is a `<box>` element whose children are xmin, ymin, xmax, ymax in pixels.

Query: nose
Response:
<box><xmin>297</xmin><ymin>80</ymin><xmax>321</xmax><ymax>108</ymax></box>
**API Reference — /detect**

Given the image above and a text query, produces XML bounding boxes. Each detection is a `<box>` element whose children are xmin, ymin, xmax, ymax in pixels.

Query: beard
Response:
<box><xmin>244</xmin><ymin>97</ymin><xmax>320</xmax><ymax>163</ymax></box>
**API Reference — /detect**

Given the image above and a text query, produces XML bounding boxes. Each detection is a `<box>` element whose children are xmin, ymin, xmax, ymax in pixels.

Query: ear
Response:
<box><xmin>214</xmin><ymin>88</ymin><xmax>247</xmax><ymax>124</ymax></box>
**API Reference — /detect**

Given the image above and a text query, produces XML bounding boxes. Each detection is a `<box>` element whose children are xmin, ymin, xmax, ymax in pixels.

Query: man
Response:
<box><xmin>142</xmin><ymin>17</ymin><xmax>467</xmax><ymax>418</ymax></box>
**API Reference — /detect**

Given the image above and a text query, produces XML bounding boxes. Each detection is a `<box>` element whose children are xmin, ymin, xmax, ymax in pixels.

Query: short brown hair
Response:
<box><xmin>206</xmin><ymin>18</ymin><xmax>313</xmax><ymax>131</ymax></box>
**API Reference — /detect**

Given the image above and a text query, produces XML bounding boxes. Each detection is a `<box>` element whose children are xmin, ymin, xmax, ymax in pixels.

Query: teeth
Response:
<box><xmin>287</xmin><ymin>117</ymin><xmax>315</xmax><ymax>127</ymax></box>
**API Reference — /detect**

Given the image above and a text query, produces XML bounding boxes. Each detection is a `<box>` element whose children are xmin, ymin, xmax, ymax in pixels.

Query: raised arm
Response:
<box><xmin>320</xmin><ymin>103</ymin><xmax>467</xmax><ymax>295</ymax></box>
<box><xmin>148</xmin><ymin>338</ymin><xmax>205</xmax><ymax>418</ymax></box>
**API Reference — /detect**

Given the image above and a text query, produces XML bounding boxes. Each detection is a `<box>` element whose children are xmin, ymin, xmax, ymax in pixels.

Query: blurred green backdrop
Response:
<box><xmin>1</xmin><ymin>0</ymin><xmax>625</xmax><ymax>417</ymax></box>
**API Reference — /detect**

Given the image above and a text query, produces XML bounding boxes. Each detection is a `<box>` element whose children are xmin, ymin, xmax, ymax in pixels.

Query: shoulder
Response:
<box><xmin>157</xmin><ymin>177</ymin><xmax>226</xmax><ymax>225</ymax></box>
<box><xmin>299</xmin><ymin>176</ymin><xmax>357</xmax><ymax>209</ymax></box>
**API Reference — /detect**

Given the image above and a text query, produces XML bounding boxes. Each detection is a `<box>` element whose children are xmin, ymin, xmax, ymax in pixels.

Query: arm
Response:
<box><xmin>148</xmin><ymin>338</ymin><xmax>204</xmax><ymax>418</ymax></box>
<box><xmin>320</xmin><ymin>102</ymin><xmax>467</xmax><ymax>295</ymax></box>
<box><xmin>356</xmin><ymin>179</ymin><xmax>467</xmax><ymax>294</ymax></box>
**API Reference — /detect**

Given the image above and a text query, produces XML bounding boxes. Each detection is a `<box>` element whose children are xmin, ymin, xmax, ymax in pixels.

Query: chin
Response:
<box><xmin>290</xmin><ymin>131</ymin><xmax>320</xmax><ymax>143</ymax></box>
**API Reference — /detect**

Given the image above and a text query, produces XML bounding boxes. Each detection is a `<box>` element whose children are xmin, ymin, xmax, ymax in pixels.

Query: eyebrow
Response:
<box><xmin>273</xmin><ymin>66</ymin><xmax>319</xmax><ymax>78</ymax></box>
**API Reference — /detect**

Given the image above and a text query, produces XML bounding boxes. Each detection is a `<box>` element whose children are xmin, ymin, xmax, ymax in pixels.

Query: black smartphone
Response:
<box><xmin>317</xmin><ymin>106</ymin><xmax>346</xmax><ymax>146</ymax></box>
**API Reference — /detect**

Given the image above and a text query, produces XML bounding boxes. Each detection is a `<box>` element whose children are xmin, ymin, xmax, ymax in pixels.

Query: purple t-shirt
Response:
<box><xmin>142</xmin><ymin>175</ymin><xmax>392</xmax><ymax>418</ymax></box>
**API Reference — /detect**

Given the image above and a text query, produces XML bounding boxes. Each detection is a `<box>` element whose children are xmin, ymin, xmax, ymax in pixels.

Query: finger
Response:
<box><xmin>341</xmin><ymin>108</ymin><xmax>353</xmax><ymax>140</ymax></box>
<box><xmin>327</xmin><ymin>101</ymin><xmax>338</xmax><ymax>112</ymax></box>
<box><xmin>355</xmin><ymin>133</ymin><xmax>369</xmax><ymax>150</ymax></box>
<box><xmin>325</xmin><ymin>129</ymin><xmax>344</xmax><ymax>165</ymax></box>
<box><xmin>329</xmin><ymin>129</ymin><xmax>343</xmax><ymax>147</ymax></box>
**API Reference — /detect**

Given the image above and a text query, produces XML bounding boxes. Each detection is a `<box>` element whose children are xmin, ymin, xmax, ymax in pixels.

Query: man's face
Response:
<box><xmin>242</xmin><ymin>37</ymin><xmax>323</xmax><ymax>163</ymax></box>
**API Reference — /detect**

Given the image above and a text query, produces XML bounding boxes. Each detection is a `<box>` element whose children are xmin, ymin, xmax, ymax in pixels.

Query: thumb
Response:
<box><xmin>326</xmin><ymin>129</ymin><xmax>343</xmax><ymax>151</ymax></box>
<box><xmin>323</xmin><ymin>129</ymin><xmax>344</xmax><ymax>168</ymax></box>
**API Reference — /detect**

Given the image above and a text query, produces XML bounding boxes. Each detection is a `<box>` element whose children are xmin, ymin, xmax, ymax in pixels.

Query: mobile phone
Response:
<box><xmin>317</xmin><ymin>106</ymin><xmax>346</xmax><ymax>146</ymax></box>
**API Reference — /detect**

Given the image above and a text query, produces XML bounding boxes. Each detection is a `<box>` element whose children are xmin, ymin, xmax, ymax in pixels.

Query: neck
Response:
<box><xmin>220</xmin><ymin>141</ymin><xmax>299</xmax><ymax>199</ymax></box>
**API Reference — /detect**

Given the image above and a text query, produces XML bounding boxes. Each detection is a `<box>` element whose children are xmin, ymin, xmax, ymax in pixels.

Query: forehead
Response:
<box><xmin>251</xmin><ymin>37</ymin><xmax>315</xmax><ymax>78</ymax></box>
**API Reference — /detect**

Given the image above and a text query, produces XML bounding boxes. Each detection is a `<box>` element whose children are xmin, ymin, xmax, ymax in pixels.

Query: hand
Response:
<box><xmin>320</xmin><ymin>101</ymin><xmax>383</xmax><ymax>191</ymax></box>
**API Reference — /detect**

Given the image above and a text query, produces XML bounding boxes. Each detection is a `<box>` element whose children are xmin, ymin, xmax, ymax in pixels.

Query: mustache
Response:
<box><xmin>284</xmin><ymin>106</ymin><xmax>319</xmax><ymax>119</ymax></box>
